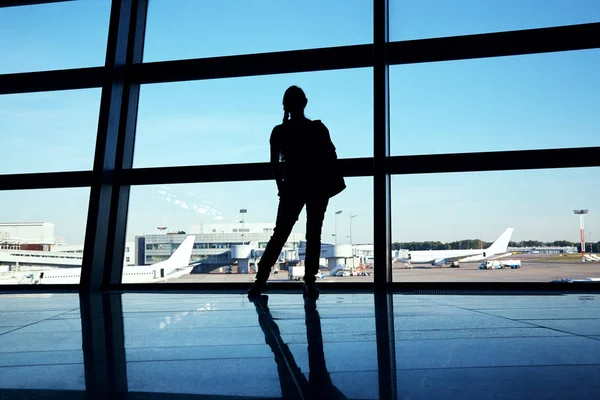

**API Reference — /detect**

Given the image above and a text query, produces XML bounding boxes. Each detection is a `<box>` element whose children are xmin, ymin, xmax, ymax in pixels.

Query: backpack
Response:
<box><xmin>311</xmin><ymin>120</ymin><xmax>346</xmax><ymax>198</ymax></box>
<box><xmin>275</xmin><ymin>119</ymin><xmax>346</xmax><ymax>198</ymax></box>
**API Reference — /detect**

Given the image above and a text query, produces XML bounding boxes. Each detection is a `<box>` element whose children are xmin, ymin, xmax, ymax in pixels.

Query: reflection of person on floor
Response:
<box><xmin>248</xmin><ymin>86</ymin><xmax>345</xmax><ymax>299</ymax></box>
<box><xmin>249</xmin><ymin>295</ymin><xmax>347</xmax><ymax>400</ymax></box>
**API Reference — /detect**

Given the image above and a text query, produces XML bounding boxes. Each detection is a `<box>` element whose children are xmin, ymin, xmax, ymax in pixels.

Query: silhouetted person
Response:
<box><xmin>248</xmin><ymin>86</ymin><xmax>345</xmax><ymax>298</ymax></box>
<box><xmin>249</xmin><ymin>295</ymin><xmax>348</xmax><ymax>399</ymax></box>
<box><xmin>249</xmin><ymin>295</ymin><xmax>306</xmax><ymax>399</ymax></box>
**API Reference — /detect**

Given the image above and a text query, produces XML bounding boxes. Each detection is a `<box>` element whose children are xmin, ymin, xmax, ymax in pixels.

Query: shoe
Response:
<box><xmin>303</xmin><ymin>282</ymin><xmax>319</xmax><ymax>299</ymax></box>
<box><xmin>248</xmin><ymin>280</ymin><xmax>268</xmax><ymax>297</ymax></box>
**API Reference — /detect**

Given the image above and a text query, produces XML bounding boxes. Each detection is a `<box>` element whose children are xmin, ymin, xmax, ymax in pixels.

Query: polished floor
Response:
<box><xmin>1</xmin><ymin>291</ymin><xmax>600</xmax><ymax>399</ymax></box>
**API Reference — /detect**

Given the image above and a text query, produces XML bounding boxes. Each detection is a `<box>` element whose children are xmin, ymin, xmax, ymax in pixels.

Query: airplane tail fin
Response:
<box><xmin>154</xmin><ymin>235</ymin><xmax>196</xmax><ymax>275</ymax></box>
<box><xmin>485</xmin><ymin>228</ymin><xmax>513</xmax><ymax>257</ymax></box>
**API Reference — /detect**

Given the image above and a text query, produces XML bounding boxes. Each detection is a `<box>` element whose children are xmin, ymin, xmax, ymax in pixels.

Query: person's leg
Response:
<box><xmin>255</xmin><ymin>195</ymin><xmax>305</xmax><ymax>283</ymax></box>
<box><xmin>304</xmin><ymin>196</ymin><xmax>329</xmax><ymax>284</ymax></box>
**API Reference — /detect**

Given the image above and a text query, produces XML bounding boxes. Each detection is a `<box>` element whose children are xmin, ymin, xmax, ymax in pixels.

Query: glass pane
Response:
<box><xmin>390</xmin><ymin>50</ymin><xmax>600</xmax><ymax>156</ymax></box>
<box><xmin>0</xmin><ymin>293</ymin><xmax>84</xmax><ymax>391</ymax></box>
<box><xmin>0</xmin><ymin>89</ymin><xmax>101</xmax><ymax>174</ymax></box>
<box><xmin>0</xmin><ymin>1</ymin><xmax>111</xmax><ymax>74</ymax></box>
<box><xmin>0</xmin><ymin>188</ymin><xmax>90</xmax><ymax>285</ymax></box>
<box><xmin>124</xmin><ymin>178</ymin><xmax>372</xmax><ymax>284</ymax></box>
<box><xmin>390</xmin><ymin>0</ymin><xmax>600</xmax><ymax>41</ymax></box>
<box><xmin>134</xmin><ymin>68</ymin><xmax>372</xmax><ymax>168</ymax></box>
<box><xmin>123</xmin><ymin>293</ymin><xmax>290</xmax><ymax>397</ymax></box>
<box><xmin>123</xmin><ymin>293</ymin><xmax>380</xmax><ymax>397</ymax></box>
<box><xmin>144</xmin><ymin>0</ymin><xmax>373</xmax><ymax>62</ymax></box>
<box><xmin>391</xmin><ymin>168</ymin><xmax>600</xmax><ymax>282</ymax></box>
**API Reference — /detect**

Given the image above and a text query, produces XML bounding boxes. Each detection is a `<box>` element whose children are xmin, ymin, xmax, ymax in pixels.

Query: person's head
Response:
<box><xmin>282</xmin><ymin>85</ymin><xmax>307</xmax><ymax>122</ymax></box>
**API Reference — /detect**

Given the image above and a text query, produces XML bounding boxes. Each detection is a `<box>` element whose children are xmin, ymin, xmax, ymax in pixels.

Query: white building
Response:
<box><xmin>0</xmin><ymin>222</ymin><xmax>58</xmax><ymax>250</ymax></box>
<box><xmin>0</xmin><ymin>222</ymin><xmax>134</xmax><ymax>270</ymax></box>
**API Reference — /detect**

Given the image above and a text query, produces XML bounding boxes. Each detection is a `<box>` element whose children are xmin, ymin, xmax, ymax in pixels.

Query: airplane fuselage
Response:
<box><xmin>0</xmin><ymin>235</ymin><xmax>197</xmax><ymax>285</ymax></box>
<box><xmin>397</xmin><ymin>228</ymin><xmax>514</xmax><ymax>266</ymax></box>
<box><xmin>399</xmin><ymin>249</ymin><xmax>485</xmax><ymax>264</ymax></box>
<box><xmin>0</xmin><ymin>265</ymin><xmax>194</xmax><ymax>285</ymax></box>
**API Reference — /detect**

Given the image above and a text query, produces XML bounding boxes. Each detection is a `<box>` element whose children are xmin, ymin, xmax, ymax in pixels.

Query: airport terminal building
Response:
<box><xmin>137</xmin><ymin>223</ymin><xmax>306</xmax><ymax>273</ymax></box>
<box><xmin>137</xmin><ymin>222</ymin><xmax>376</xmax><ymax>274</ymax></box>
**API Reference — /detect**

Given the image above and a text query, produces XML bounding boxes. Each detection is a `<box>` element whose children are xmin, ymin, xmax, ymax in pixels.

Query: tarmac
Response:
<box><xmin>171</xmin><ymin>254</ymin><xmax>600</xmax><ymax>283</ymax></box>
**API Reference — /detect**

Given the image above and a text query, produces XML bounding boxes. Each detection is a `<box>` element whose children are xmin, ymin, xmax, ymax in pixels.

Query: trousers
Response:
<box><xmin>256</xmin><ymin>194</ymin><xmax>329</xmax><ymax>284</ymax></box>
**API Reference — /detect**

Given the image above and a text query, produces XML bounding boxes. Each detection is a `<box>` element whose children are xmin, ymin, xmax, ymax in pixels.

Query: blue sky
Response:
<box><xmin>0</xmin><ymin>0</ymin><xmax>599</xmax><ymax>245</ymax></box>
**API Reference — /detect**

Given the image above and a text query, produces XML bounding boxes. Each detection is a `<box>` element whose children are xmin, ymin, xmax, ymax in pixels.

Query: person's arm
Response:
<box><xmin>269</xmin><ymin>127</ymin><xmax>284</xmax><ymax>190</ymax></box>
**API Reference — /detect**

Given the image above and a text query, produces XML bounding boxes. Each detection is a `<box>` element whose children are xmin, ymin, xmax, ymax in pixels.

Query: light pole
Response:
<box><xmin>349</xmin><ymin>211</ymin><xmax>357</xmax><ymax>246</ymax></box>
<box><xmin>574</xmin><ymin>209</ymin><xmax>588</xmax><ymax>260</ymax></box>
<box><xmin>334</xmin><ymin>207</ymin><xmax>343</xmax><ymax>245</ymax></box>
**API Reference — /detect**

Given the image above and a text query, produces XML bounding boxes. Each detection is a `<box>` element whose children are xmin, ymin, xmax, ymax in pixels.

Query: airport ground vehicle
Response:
<box><xmin>502</xmin><ymin>260</ymin><xmax>522</xmax><ymax>269</ymax></box>
<box><xmin>288</xmin><ymin>266</ymin><xmax>325</xmax><ymax>280</ymax></box>
<box><xmin>479</xmin><ymin>260</ymin><xmax>503</xmax><ymax>269</ymax></box>
<box><xmin>288</xmin><ymin>266</ymin><xmax>304</xmax><ymax>280</ymax></box>
<box><xmin>329</xmin><ymin>265</ymin><xmax>353</xmax><ymax>276</ymax></box>
<box><xmin>479</xmin><ymin>259</ymin><xmax>521</xmax><ymax>269</ymax></box>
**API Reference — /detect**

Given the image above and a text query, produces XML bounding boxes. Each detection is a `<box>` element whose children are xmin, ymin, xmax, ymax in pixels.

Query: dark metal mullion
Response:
<box><xmin>81</xmin><ymin>0</ymin><xmax>137</xmax><ymax>291</ymax></box>
<box><xmin>105</xmin><ymin>0</ymin><xmax>148</xmax><ymax>286</ymax></box>
<box><xmin>2</xmin><ymin>22</ymin><xmax>597</xmax><ymax>97</ymax></box>
<box><xmin>0</xmin><ymin>171</ymin><xmax>93</xmax><ymax>191</ymax></box>
<box><xmin>132</xmin><ymin>23</ymin><xmax>599</xmax><ymax>86</ymax></box>
<box><xmin>118</xmin><ymin>157</ymin><xmax>374</xmax><ymax>186</ymax></box>
<box><xmin>2</xmin><ymin>145</ymin><xmax>597</xmax><ymax>192</ymax></box>
<box><xmin>373</xmin><ymin>1</ymin><xmax>397</xmax><ymax>400</ymax></box>
<box><xmin>0</xmin><ymin>67</ymin><xmax>105</xmax><ymax>96</ymax></box>
<box><xmin>388</xmin><ymin>22</ymin><xmax>600</xmax><ymax>66</ymax></box>
<box><xmin>388</xmin><ymin>147</ymin><xmax>600</xmax><ymax>175</ymax></box>
<box><xmin>133</xmin><ymin>44</ymin><xmax>373</xmax><ymax>85</ymax></box>
<box><xmin>373</xmin><ymin>0</ymin><xmax>392</xmax><ymax>294</ymax></box>
<box><xmin>80</xmin><ymin>292</ymin><xmax>128</xmax><ymax>395</ymax></box>
<box><xmin>1</xmin><ymin>281</ymin><xmax>599</xmax><ymax>293</ymax></box>
<box><xmin>0</xmin><ymin>0</ymin><xmax>71</xmax><ymax>7</ymax></box>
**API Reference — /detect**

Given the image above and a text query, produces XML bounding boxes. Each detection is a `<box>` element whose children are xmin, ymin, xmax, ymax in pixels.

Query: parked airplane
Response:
<box><xmin>0</xmin><ymin>235</ymin><xmax>196</xmax><ymax>285</ymax></box>
<box><xmin>397</xmin><ymin>228</ymin><xmax>514</xmax><ymax>267</ymax></box>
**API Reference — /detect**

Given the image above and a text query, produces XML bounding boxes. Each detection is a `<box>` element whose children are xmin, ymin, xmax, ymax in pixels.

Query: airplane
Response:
<box><xmin>0</xmin><ymin>235</ymin><xmax>196</xmax><ymax>285</ymax></box>
<box><xmin>397</xmin><ymin>228</ymin><xmax>514</xmax><ymax>267</ymax></box>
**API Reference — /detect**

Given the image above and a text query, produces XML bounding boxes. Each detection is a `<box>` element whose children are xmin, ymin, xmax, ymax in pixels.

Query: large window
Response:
<box><xmin>144</xmin><ymin>0</ymin><xmax>373</xmax><ymax>62</ymax></box>
<box><xmin>134</xmin><ymin>68</ymin><xmax>373</xmax><ymax>168</ymax></box>
<box><xmin>124</xmin><ymin>178</ymin><xmax>373</xmax><ymax>284</ymax></box>
<box><xmin>0</xmin><ymin>1</ymin><xmax>111</xmax><ymax>74</ymax></box>
<box><xmin>390</xmin><ymin>50</ymin><xmax>600</xmax><ymax>156</ymax></box>
<box><xmin>391</xmin><ymin>168</ymin><xmax>600</xmax><ymax>282</ymax></box>
<box><xmin>2</xmin><ymin>2</ymin><xmax>600</xmax><ymax>399</ymax></box>
<box><xmin>0</xmin><ymin>188</ymin><xmax>90</xmax><ymax>285</ymax></box>
<box><xmin>390</xmin><ymin>0</ymin><xmax>600</xmax><ymax>40</ymax></box>
<box><xmin>1</xmin><ymin>0</ymin><xmax>597</xmax><ymax>290</ymax></box>
<box><xmin>0</xmin><ymin>89</ymin><xmax>101</xmax><ymax>174</ymax></box>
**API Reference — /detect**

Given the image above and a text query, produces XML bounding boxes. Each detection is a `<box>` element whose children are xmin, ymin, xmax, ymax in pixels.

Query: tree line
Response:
<box><xmin>392</xmin><ymin>240</ymin><xmax>600</xmax><ymax>253</ymax></box>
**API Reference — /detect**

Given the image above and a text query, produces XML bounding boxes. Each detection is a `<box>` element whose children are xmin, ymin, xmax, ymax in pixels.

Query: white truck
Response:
<box><xmin>501</xmin><ymin>259</ymin><xmax>522</xmax><ymax>269</ymax></box>
<box><xmin>479</xmin><ymin>259</ymin><xmax>521</xmax><ymax>269</ymax></box>
<box><xmin>479</xmin><ymin>260</ymin><xmax>502</xmax><ymax>270</ymax></box>
<box><xmin>288</xmin><ymin>266</ymin><xmax>325</xmax><ymax>281</ymax></box>
<box><xmin>288</xmin><ymin>266</ymin><xmax>305</xmax><ymax>280</ymax></box>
